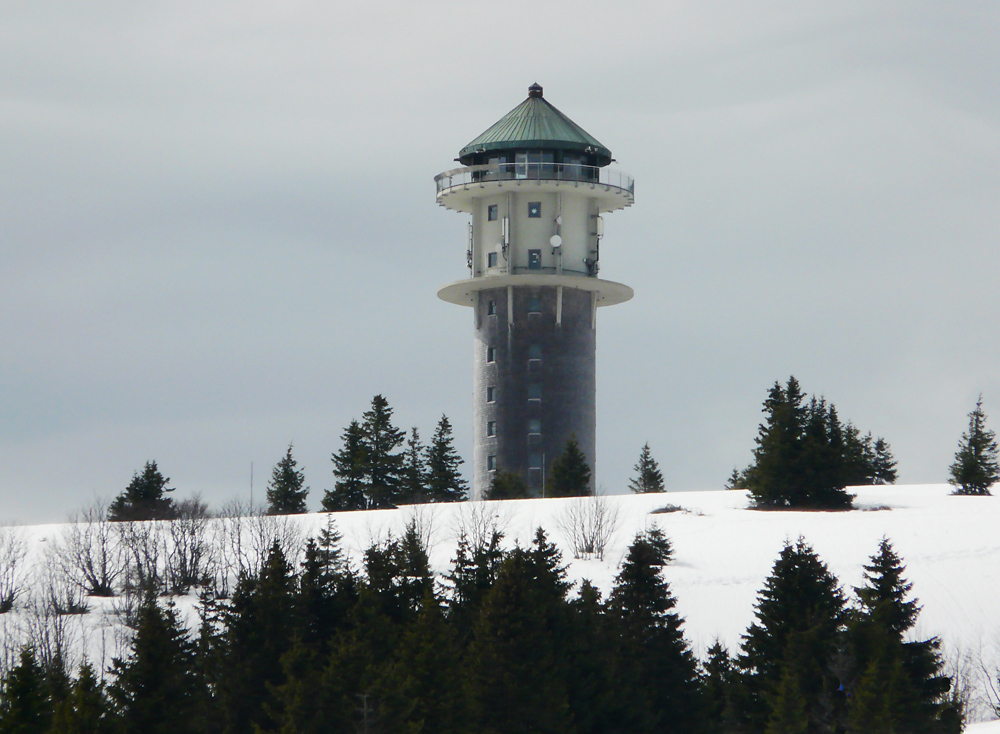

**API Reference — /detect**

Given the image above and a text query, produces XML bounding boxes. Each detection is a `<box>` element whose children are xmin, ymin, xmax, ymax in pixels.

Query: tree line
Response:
<box><xmin>0</xmin><ymin>517</ymin><xmax>963</xmax><ymax>733</ymax></box>
<box><xmin>725</xmin><ymin>376</ymin><xmax>998</xmax><ymax>509</ymax></box>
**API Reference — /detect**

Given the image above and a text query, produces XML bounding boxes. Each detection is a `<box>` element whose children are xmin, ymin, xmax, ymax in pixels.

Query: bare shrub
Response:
<box><xmin>557</xmin><ymin>494</ymin><xmax>619</xmax><ymax>561</ymax></box>
<box><xmin>36</xmin><ymin>551</ymin><xmax>88</xmax><ymax>615</ymax></box>
<box><xmin>20</xmin><ymin>595</ymin><xmax>81</xmax><ymax>675</ymax></box>
<box><xmin>943</xmin><ymin>644</ymin><xmax>982</xmax><ymax>727</ymax></box>
<box><xmin>212</xmin><ymin>500</ymin><xmax>301</xmax><ymax>596</ymax></box>
<box><xmin>0</xmin><ymin>525</ymin><xmax>27</xmax><ymax>613</ymax></box>
<box><xmin>116</xmin><ymin>520</ymin><xmax>165</xmax><ymax>594</ymax></box>
<box><xmin>163</xmin><ymin>497</ymin><xmax>214</xmax><ymax>595</ymax></box>
<box><xmin>53</xmin><ymin>500</ymin><xmax>123</xmax><ymax>597</ymax></box>
<box><xmin>456</xmin><ymin>501</ymin><xmax>510</xmax><ymax>551</ymax></box>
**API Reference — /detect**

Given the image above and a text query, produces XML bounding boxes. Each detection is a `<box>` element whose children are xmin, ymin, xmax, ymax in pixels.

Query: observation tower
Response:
<box><xmin>435</xmin><ymin>83</ymin><xmax>634</xmax><ymax>498</ymax></box>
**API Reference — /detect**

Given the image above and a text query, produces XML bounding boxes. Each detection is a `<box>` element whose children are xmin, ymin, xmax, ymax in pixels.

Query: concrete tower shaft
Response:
<box><xmin>435</xmin><ymin>84</ymin><xmax>634</xmax><ymax>499</ymax></box>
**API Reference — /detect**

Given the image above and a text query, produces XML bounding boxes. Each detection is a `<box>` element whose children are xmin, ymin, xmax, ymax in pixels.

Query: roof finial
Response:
<box><xmin>528</xmin><ymin>82</ymin><xmax>543</xmax><ymax>98</ymax></box>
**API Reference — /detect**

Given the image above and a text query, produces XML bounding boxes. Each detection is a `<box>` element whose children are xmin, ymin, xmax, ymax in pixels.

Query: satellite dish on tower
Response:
<box><xmin>549</xmin><ymin>234</ymin><xmax>562</xmax><ymax>248</ymax></box>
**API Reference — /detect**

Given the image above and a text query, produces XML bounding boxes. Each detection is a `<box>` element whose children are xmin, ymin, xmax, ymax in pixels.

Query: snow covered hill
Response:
<box><xmin>2</xmin><ymin>483</ymin><xmax>999</xmax><ymax>724</ymax></box>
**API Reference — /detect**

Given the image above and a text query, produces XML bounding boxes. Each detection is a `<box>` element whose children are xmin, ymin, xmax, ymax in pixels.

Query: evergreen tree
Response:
<box><xmin>484</xmin><ymin>470</ymin><xmax>530</xmax><ymax>500</ymax></box>
<box><xmin>399</xmin><ymin>427</ymin><xmax>428</xmax><ymax>504</ymax></box>
<box><xmin>464</xmin><ymin>531</ymin><xmax>574</xmax><ymax>733</ymax></box>
<box><xmin>738</xmin><ymin>538</ymin><xmax>848</xmax><ymax>733</ymax></box>
<box><xmin>217</xmin><ymin>542</ymin><xmax>297</xmax><ymax>734</ymax></box>
<box><xmin>446</xmin><ymin>528</ymin><xmax>506</xmax><ymax>643</ymax></box>
<box><xmin>265</xmin><ymin>443</ymin><xmax>309</xmax><ymax>515</ymax></box>
<box><xmin>360</xmin><ymin>394</ymin><xmax>406</xmax><ymax>509</ymax></box>
<box><xmin>425</xmin><ymin>415</ymin><xmax>469</xmax><ymax>502</ymax></box>
<box><xmin>324</xmin><ymin>420</ymin><xmax>367</xmax><ymax>511</ymax></box>
<box><xmin>949</xmin><ymin>395</ymin><xmax>999</xmax><ymax>495</ymax></box>
<box><xmin>703</xmin><ymin>641</ymin><xmax>736</xmax><ymax>734</ymax></box>
<box><xmin>606</xmin><ymin>528</ymin><xmax>704</xmax><ymax>733</ymax></box>
<box><xmin>872</xmin><ymin>437</ymin><xmax>899</xmax><ymax>485</ymax></box>
<box><xmin>0</xmin><ymin>648</ymin><xmax>53</xmax><ymax>734</ymax></box>
<box><xmin>549</xmin><ymin>436</ymin><xmax>592</xmax><ymax>497</ymax></box>
<box><xmin>745</xmin><ymin>377</ymin><xmax>854</xmax><ymax>509</ymax></box>
<box><xmin>107</xmin><ymin>591</ymin><xmax>201</xmax><ymax>733</ymax></box>
<box><xmin>49</xmin><ymin>663</ymin><xmax>114</xmax><ymax>734</ymax></box>
<box><xmin>628</xmin><ymin>442</ymin><xmax>665</xmax><ymax>493</ymax></box>
<box><xmin>108</xmin><ymin>461</ymin><xmax>176</xmax><ymax>521</ymax></box>
<box><xmin>846</xmin><ymin>538</ymin><xmax>957</xmax><ymax>733</ymax></box>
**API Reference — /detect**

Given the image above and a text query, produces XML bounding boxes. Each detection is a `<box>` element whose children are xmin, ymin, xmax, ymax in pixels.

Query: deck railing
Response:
<box><xmin>435</xmin><ymin>163</ymin><xmax>634</xmax><ymax>197</ymax></box>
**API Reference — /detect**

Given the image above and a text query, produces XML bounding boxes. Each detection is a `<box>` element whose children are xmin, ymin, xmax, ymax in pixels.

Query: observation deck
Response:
<box><xmin>435</xmin><ymin>162</ymin><xmax>634</xmax><ymax>214</ymax></box>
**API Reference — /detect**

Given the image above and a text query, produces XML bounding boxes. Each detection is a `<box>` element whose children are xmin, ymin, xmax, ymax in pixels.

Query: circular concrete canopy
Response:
<box><xmin>437</xmin><ymin>273</ymin><xmax>634</xmax><ymax>307</ymax></box>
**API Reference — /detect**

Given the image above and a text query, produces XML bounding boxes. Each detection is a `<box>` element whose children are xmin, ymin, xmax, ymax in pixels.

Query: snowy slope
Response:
<box><xmin>2</xmin><ymin>483</ymin><xmax>999</xmax><ymax>723</ymax></box>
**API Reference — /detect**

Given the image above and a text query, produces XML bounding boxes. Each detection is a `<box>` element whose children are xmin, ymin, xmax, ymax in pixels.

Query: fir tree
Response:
<box><xmin>847</xmin><ymin>538</ymin><xmax>957</xmax><ymax>733</ymax></box>
<box><xmin>49</xmin><ymin>662</ymin><xmax>113</xmax><ymax>734</ymax></box>
<box><xmin>464</xmin><ymin>532</ymin><xmax>574</xmax><ymax>733</ymax></box>
<box><xmin>872</xmin><ymin>437</ymin><xmax>898</xmax><ymax>485</ymax></box>
<box><xmin>0</xmin><ymin>648</ymin><xmax>53</xmax><ymax>734</ymax></box>
<box><xmin>107</xmin><ymin>591</ymin><xmax>200</xmax><ymax>733</ymax></box>
<box><xmin>217</xmin><ymin>542</ymin><xmax>297</xmax><ymax>734</ymax></box>
<box><xmin>265</xmin><ymin>443</ymin><xmax>309</xmax><ymax>515</ymax></box>
<box><xmin>324</xmin><ymin>420</ymin><xmax>367</xmax><ymax>511</ymax></box>
<box><xmin>425</xmin><ymin>415</ymin><xmax>468</xmax><ymax>502</ymax></box>
<box><xmin>628</xmin><ymin>442</ymin><xmax>665</xmax><ymax>493</ymax></box>
<box><xmin>399</xmin><ymin>427</ymin><xmax>428</xmax><ymax>504</ymax></box>
<box><xmin>607</xmin><ymin>528</ymin><xmax>704</xmax><ymax>732</ymax></box>
<box><xmin>738</xmin><ymin>538</ymin><xmax>848</xmax><ymax>733</ymax></box>
<box><xmin>703</xmin><ymin>641</ymin><xmax>737</xmax><ymax>734</ymax></box>
<box><xmin>549</xmin><ymin>436</ymin><xmax>592</xmax><ymax>497</ymax></box>
<box><xmin>949</xmin><ymin>395</ymin><xmax>999</xmax><ymax>495</ymax></box>
<box><xmin>108</xmin><ymin>461</ymin><xmax>176</xmax><ymax>521</ymax></box>
<box><xmin>484</xmin><ymin>470</ymin><xmax>529</xmax><ymax>500</ymax></box>
<box><xmin>360</xmin><ymin>394</ymin><xmax>406</xmax><ymax>509</ymax></box>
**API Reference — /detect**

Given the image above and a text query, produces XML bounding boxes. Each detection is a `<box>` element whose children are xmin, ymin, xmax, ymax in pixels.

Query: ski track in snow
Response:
<box><xmin>2</xmin><ymin>483</ymin><xmax>999</xmax><ymax>724</ymax></box>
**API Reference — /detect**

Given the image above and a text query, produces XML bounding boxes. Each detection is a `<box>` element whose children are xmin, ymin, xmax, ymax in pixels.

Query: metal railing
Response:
<box><xmin>435</xmin><ymin>162</ymin><xmax>634</xmax><ymax>197</ymax></box>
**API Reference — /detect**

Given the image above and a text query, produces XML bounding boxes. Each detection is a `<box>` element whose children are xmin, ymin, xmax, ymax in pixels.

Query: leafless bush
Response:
<box><xmin>456</xmin><ymin>501</ymin><xmax>510</xmax><ymax>551</ymax></box>
<box><xmin>212</xmin><ymin>500</ymin><xmax>301</xmax><ymax>596</ymax></box>
<box><xmin>402</xmin><ymin>504</ymin><xmax>437</xmax><ymax>556</ymax></box>
<box><xmin>557</xmin><ymin>494</ymin><xmax>619</xmax><ymax>561</ymax></box>
<box><xmin>116</xmin><ymin>520</ymin><xmax>165</xmax><ymax>594</ymax></box>
<box><xmin>0</xmin><ymin>525</ymin><xmax>27</xmax><ymax>612</ymax></box>
<box><xmin>943</xmin><ymin>644</ymin><xmax>981</xmax><ymax>726</ymax></box>
<box><xmin>21</xmin><ymin>595</ymin><xmax>81</xmax><ymax>675</ymax></box>
<box><xmin>163</xmin><ymin>497</ymin><xmax>214</xmax><ymax>594</ymax></box>
<box><xmin>36</xmin><ymin>551</ymin><xmax>88</xmax><ymax>615</ymax></box>
<box><xmin>53</xmin><ymin>499</ymin><xmax>123</xmax><ymax>597</ymax></box>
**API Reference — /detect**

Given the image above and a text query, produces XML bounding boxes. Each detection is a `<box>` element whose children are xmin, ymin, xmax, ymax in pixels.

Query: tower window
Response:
<box><xmin>487</xmin><ymin>455</ymin><xmax>497</xmax><ymax>471</ymax></box>
<box><xmin>529</xmin><ymin>453</ymin><xmax>542</xmax><ymax>469</ymax></box>
<box><xmin>487</xmin><ymin>386</ymin><xmax>495</xmax><ymax>403</ymax></box>
<box><xmin>487</xmin><ymin>346</ymin><xmax>496</xmax><ymax>363</ymax></box>
<box><xmin>528</xmin><ymin>297</ymin><xmax>541</xmax><ymax>313</ymax></box>
<box><xmin>488</xmin><ymin>204</ymin><xmax>498</xmax><ymax>221</ymax></box>
<box><xmin>487</xmin><ymin>421</ymin><xmax>496</xmax><ymax>437</ymax></box>
<box><xmin>528</xmin><ymin>419</ymin><xmax>541</xmax><ymax>435</ymax></box>
<box><xmin>528</xmin><ymin>202</ymin><xmax>541</xmax><ymax>218</ymax></box>
<box><xmin>488</xmin><ymin>252</ymin><xmax>498</xmax><ymax>268</ymax></box>
<box><xmin>528</xmin><ymin>383</ymin><xmax>541</xmax><ymax>401</ymax></box>
<box><xmin>487</xmin><ymin>299</ymin><xmax>497</xmax><ymax>315</ymax></box>
<box><xmin>528</xmin><ymin>249</ymin><xmax>541</xmax><ymax>270</ymax></box>
<box><xmin>528</xmin><ymin>344</ymin><xmax>542</xmax><ymax>361</ymax></box>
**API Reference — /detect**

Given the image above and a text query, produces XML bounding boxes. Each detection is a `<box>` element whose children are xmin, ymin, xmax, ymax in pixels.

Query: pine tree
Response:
<box><xmin>464</xmin><ymin>532</ymin><xmax>574</xmax><ymax>733</ymax></box>
<box><xmin>549</xmin><ymin>436</ymin><xmax>592</xmax><ymax>497</ymax></box>
<box><xmin>425</xmin><ymin>414</ymin><xmax>469</xmax><ymax>502</ymax></box>
<box><xmin>49</xmin><ymin>662</ymin><xmax>114</xmax><ymax>734</ymax></box>
<box><xmin>107</xmin><ymin>591</ymin><xmax>201</xmax><ymax>733</ymax></box>
<box><xmin>847</xmin><ymin>538</ymin><xmax>956</xmax><ymax>732</ymax></box>
<box><xmin>703</xmin><ymin>641</ymin><xmax>736</xmax><ymax>734</ymax></box>
<box><xmin>399</xmin><ymin>427</ymin><xmax>428</xmax><ymax>504</ymax></box>
<box><xmin>606</xmin><ymin>528</ymin><xmax>704</xmax><ymax>732</ymax></box>
<box><xmin>265</xmin><ymin>443</ymin><xmax>309</xmax><ymax>515</ymax></box>
<box><xmin>0</xmin><ymin>648</ymin><xmax>53</xmax><ymax>733</ymax></box>
<box><xmin>738</xmin><ymin>538</ymin><xmax>848</xmax><ymax>733</ymax></box>
<box><xmin>484</xmin><ymin>470</ymin><xmax>529</xmax><ymax>500</ymax></box>
<box><xmin>949</xmin><ymin>395</ymin><xmax>999</xmax><ymax>495</ymax></box>
<box><xmin>628</xmin><ymin>442</ymin><xmax>665</xmax><ymax>493</ymax></box>
<box><xmin>218</xmin><ymin>542</ymin><xmax>297</xmax><ymax>734</ymax></box>
<box><xmin>108</xmin><ymin>461</ymin><xmax>176</xmax><ymax>521</ymax></box>
<box><xmin>872</xmin><ymin>437</ymin><xmax>898</xmax><ymax>485</ymax></box>
<box><xmin>360</xmin><ymin>394</ymin><xmax>406</xmax><ymax>509</ymax></box>
<box><xmin>324</xmin><ymin>420</ymin><xmax>367</xmax><ymax>511</ymax></box>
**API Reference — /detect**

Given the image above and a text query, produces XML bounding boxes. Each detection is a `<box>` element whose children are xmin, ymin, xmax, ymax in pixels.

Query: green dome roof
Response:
<box><xmin>458</xmin><ymin>83</ymin><xmax>612</xmax><ymax>166</ymax></box>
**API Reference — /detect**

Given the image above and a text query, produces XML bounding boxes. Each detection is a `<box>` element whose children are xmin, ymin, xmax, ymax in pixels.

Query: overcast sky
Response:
<box><xmin>2</xmin><ymin>2</ymin><xmax>998</xmax><ymax>522</ymax></box>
